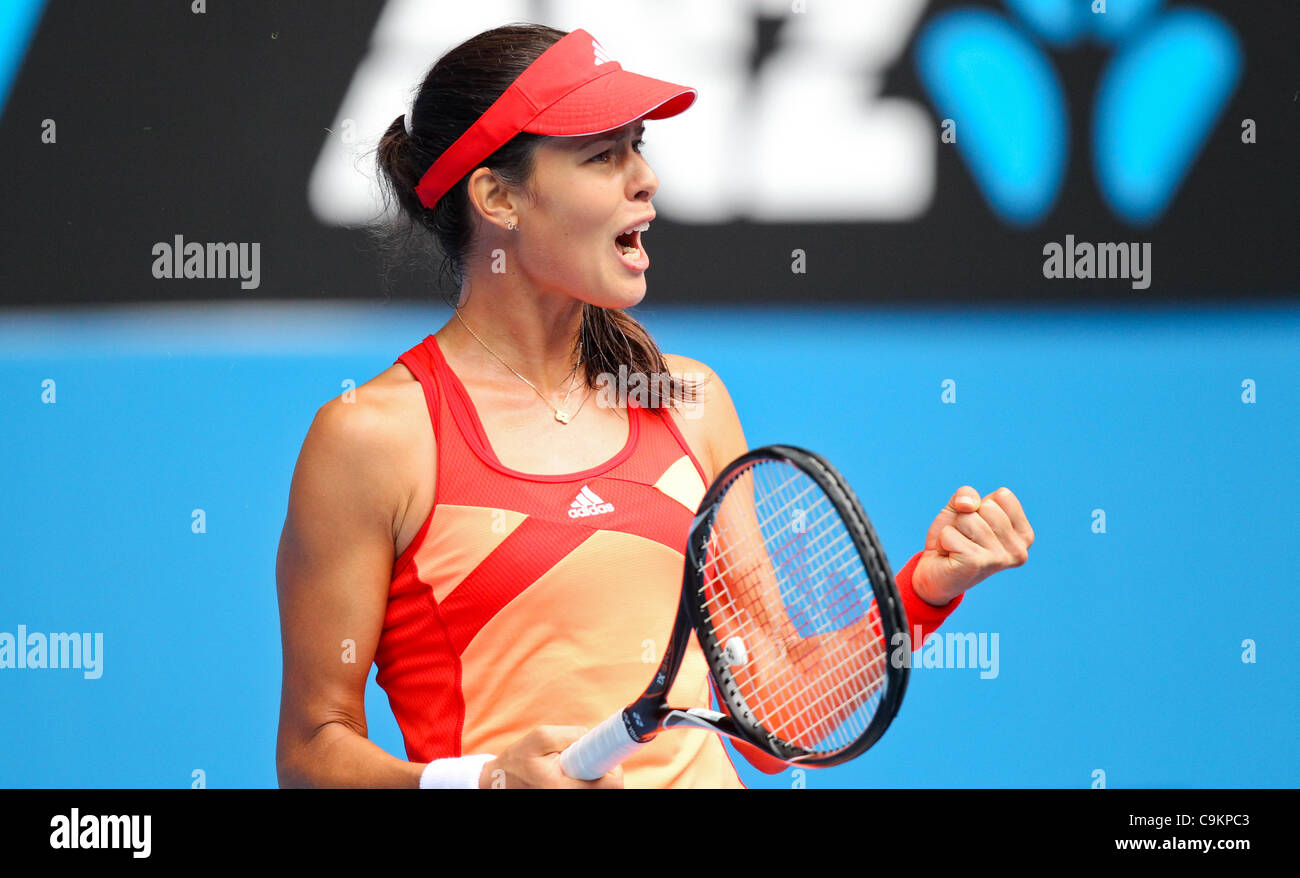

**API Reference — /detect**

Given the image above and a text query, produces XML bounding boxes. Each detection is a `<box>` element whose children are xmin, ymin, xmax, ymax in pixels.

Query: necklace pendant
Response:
<box><xmin>555</xmin><ymin>409</ymin><xmax>571</xmax><ymax>424</ymax></box>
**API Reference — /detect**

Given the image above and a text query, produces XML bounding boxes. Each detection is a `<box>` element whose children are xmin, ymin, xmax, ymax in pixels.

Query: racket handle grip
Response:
<box><xmin>559</xmin><ymin>711</ymin><xmax>645</xmax><ymax>781</ymax></box>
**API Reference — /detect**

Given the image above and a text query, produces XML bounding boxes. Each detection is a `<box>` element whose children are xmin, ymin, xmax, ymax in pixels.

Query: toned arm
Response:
<box><xmin>274</xmin><ymin>392</ymin><xmax>432</xmax><ymax>788</ymax></box>
<box><xmin>662</xmin><ymin>354</ymin><xmax>749</xmax><ymax>482</ymax></box>
<box><xmin>662</xmin><ymin>356</ymin><xmax>796</xmax><ymax>773</ymax></box>
<box><xmin>276</xmin><ymin>377</ymin><xmax>628</xmax><ymax>790</ymax></box>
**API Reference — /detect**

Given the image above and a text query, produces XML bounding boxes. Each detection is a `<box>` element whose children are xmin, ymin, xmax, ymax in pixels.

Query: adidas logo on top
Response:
<box><xmin>592</xmin><ymin>39</ymin><xmax>613</xmax><ymax>66</ymax></box>
<box><xmin>569</xmin><ymin>485</ymin><xmax>614</xmax><ymax>518</ymax></box>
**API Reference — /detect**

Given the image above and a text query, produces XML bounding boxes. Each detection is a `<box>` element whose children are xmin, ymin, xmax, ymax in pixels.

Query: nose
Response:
<box><xmin>628</xmin><ymin>152</ymin><xmax>658</xmax><ymax>202</ymax></box>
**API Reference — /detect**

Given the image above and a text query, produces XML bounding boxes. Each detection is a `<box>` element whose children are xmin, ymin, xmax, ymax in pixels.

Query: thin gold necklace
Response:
<box><xmin>453</xmin><ymin>308</ymin><xmax>584</xmax><ymax>424</ymax></box>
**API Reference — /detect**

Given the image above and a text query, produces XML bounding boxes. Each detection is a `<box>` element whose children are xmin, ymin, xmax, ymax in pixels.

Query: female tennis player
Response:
<box><xmin>275</xmin><ymin>23</ymin><xmax>1034</xmax><ymax>789</ymax></box>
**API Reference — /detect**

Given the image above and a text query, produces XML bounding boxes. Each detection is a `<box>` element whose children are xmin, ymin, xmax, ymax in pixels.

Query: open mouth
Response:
<box><xmin>613</xmin><ymin>227</ymin><xmax>648</xmax><ymax>270</ymax></box>
<box><xmin>614</xmin><ymin>227</ymin><xmax>640</xmax><ymax>255</ymax></box>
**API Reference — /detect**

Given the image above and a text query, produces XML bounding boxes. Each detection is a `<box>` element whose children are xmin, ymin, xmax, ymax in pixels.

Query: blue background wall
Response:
<box><xmin>2</xmin><ymin>301</ymin><xmax>1295</xmax><ymax>788</ymax></box>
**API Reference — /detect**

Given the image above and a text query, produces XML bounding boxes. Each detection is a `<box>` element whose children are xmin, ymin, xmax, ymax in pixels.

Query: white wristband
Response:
<box><xmin>419</xmin><ymin>754</ymin><xmax>495</xmax><ymax>789</ymax></box>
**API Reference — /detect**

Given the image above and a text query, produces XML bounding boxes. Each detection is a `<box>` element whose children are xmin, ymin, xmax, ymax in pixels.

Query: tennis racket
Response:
<box><xmin>559</xmin><ymin>444</ymin><xmax>910</xmax><ymax>781</ymax></box>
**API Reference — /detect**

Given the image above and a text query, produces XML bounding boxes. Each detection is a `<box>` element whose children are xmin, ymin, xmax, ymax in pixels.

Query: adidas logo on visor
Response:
<box><xmin>568</xmin><ymin>485</ymin><xmax>614</xmax><ymax>518</ymax></box>
<box><xmin>592</xmin><ymin>39</ymin><xmax>614</xmax><ymax>66</ymax></box>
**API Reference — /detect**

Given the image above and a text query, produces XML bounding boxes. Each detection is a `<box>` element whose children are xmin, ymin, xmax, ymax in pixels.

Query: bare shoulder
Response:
<box><xmin>298</xmin><ymin>364</ymin><xmax>429</xmax><ymax>531</ymax></box>
<box><xmin>661</xmin><ymin>353</ymin><xmax>748</xmax><ymax>484</ymax></box>
<box><xmin>312</xmin><ymin>365</ymin><xmax>423</xmax><ymax>457</ymax></box>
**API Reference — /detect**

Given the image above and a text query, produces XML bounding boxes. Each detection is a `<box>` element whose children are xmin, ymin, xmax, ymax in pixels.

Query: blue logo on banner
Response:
<box><xmin>0</xmin><ymin>0</ymin><xmax>46</xmax><ymax>118</ymax></box>
<box><xmin>915</xmin><ymin>0</ymin><xmax>1242</xmax><ymax>227</ymax></box>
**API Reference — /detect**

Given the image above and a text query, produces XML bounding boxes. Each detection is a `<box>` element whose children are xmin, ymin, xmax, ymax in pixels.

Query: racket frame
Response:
<box><xmin>620</xmin><ymin>444</ymin><xmax>911</xmax><ymax>767</ymax></box>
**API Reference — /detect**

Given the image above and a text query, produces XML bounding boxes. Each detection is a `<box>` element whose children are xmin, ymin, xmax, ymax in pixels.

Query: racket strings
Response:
<box><xmin>702</xmin><ymin>476</ymin><xmax>823</xmax><ymax>570</ymax></box>
<box><xmin>725</xmin><ymin>507</ymin><xmax>856</xmax><ymax>601</ymax></box>
<box><xmin>760</xmin><ymin>622</ymin><xmax>888</xmax><ymax>742</ymax></box>
<box><xmin>704</xmin><ymin>543</ymin><xmax>880</xmax><ymax>752</ymax></box>
<box><xmin>707</xmin><ymin>562</ymin><xmax>886</xmax><ymax>737</ymax></box>
<box><xmin>706</xmin><ymin>546</ymin><xmax>886</xmax><ymax>747</ymax></box>
<box><xmin>705</xmin><ymin>471</ymin><xmax>872</xmax><ymax>629</ymax></box>
<box><xmin>697</xmin><ymin>460</ymin><xmax>890</xmax><ymax>754</ymax></box>
<box><xmin>707</xmin><ymin>469</ymin><xmax>876</xmax><ymax>644</ymax></box>
<box><xmin>726</xmin><ymin>572</ymin><xmax>885</xmax><ymax>752</ymax></box>
<box><xmin>705</xmin><ymin>541</ymin><xmax>881</xmax><ymax>698</ymax></box>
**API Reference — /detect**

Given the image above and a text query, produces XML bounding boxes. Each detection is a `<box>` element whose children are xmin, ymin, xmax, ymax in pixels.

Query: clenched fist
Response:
<box><xmin>911</xmin><ymin>486</ymin><xmax>1035</xmax><ymax>606</ymax></box>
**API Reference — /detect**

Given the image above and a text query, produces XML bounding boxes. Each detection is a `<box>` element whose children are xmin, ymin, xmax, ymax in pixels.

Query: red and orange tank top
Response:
<box><xmin>375</xmin><ymin>334</ymin><xmax>744</xmax><ymax>788</ymax></box>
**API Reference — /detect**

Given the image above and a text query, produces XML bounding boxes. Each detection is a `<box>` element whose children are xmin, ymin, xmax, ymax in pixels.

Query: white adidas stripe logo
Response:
<box><xmin>592</xmin><ymin>39</ymin><xmax>614</xmax><ymax>66</ymax></box>
<box><xmin>568</xmin><ymin>484</ymin><xmax>615</xmax><ymax>518</ymax></box>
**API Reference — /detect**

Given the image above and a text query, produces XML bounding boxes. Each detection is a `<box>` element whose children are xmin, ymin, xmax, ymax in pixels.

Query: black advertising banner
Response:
<box><xmin>1</xmin><ymin>0</ymin><xmax>1295</xmax><ymax>307</ymax></box>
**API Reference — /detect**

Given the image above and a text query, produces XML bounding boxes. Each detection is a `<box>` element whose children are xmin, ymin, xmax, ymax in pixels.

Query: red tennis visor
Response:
<box><xmin>412</xmin><ymin>28</ymin><xmax>697</xmax><ymax>210</ymax></box>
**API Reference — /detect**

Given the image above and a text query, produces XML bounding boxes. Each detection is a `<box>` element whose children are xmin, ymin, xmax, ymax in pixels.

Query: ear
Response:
<box><xmin>465</xmin><ymin>166</ymin><xmax>517</xmax><ymax>231</ymax></box>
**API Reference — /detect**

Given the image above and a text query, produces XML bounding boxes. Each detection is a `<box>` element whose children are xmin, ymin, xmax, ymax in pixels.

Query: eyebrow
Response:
<box><xmin>572</xmin><ymin>123</ymin><xmax>646</xmax><ymax>148</ymax></box>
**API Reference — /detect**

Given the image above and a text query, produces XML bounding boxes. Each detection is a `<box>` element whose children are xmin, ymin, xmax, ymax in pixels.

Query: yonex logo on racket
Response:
<box><xmin>568</xmin><ymin>485</ymin><xmax>614</xmax><ymax>518</ymax></box>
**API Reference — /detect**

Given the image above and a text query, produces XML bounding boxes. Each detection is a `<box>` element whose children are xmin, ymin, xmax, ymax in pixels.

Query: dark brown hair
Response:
<box><xmin>374</xmin><ymin>22</ymin><xmax>704</xmax><ymax>413</ymax></box>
